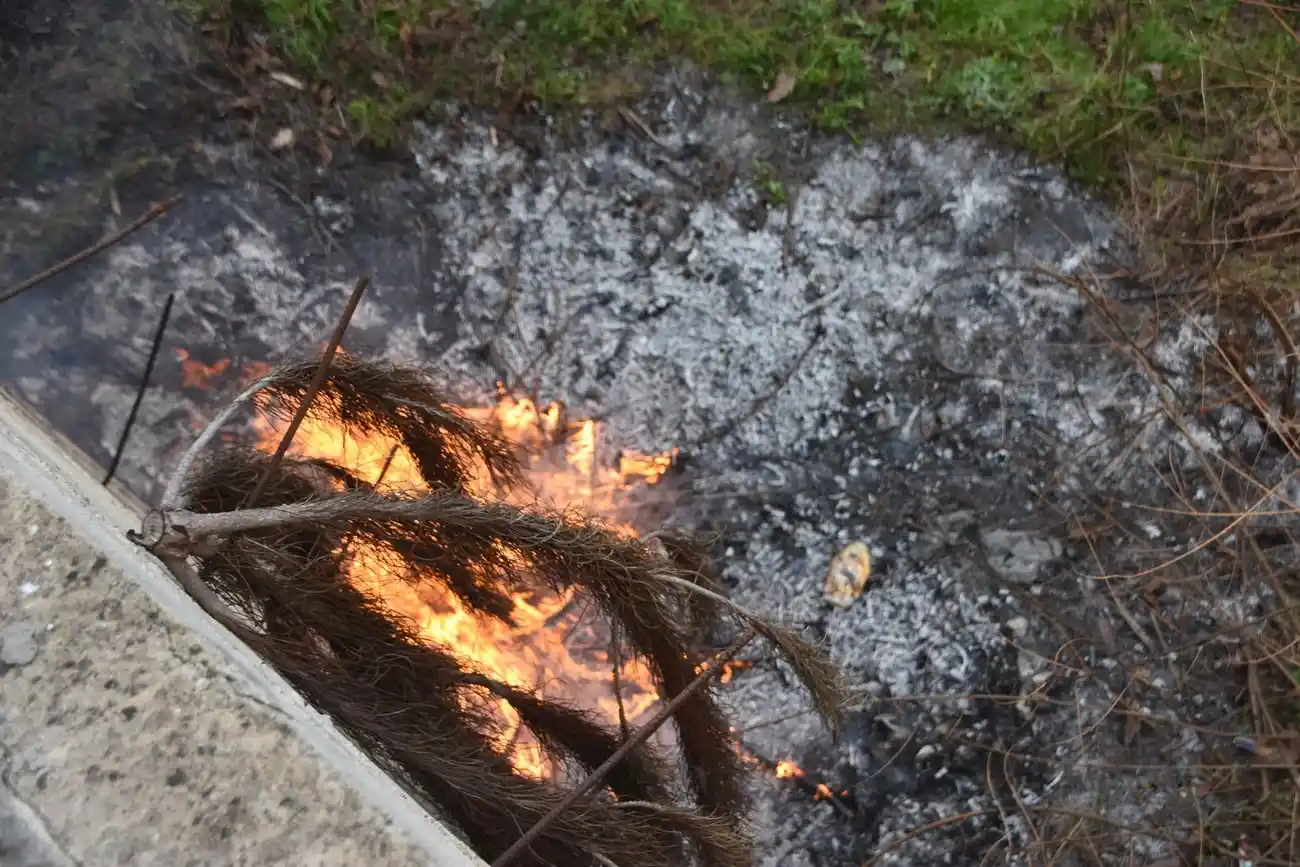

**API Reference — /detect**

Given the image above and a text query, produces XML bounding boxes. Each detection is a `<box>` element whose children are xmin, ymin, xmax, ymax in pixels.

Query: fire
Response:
<box><xmin>773</xmin><ymin>758</ymin><xmax>835</xmax><ymax>800</ymax></box>
<box><xmin>719</xmin><ymin>659</ymin><xmax>751</xmax><ymax>684</ymax></box>
<box><xmin>175</xmin><ymin>349</ymin><xmax>231</xmax><ymax>390</ymax></box>
<box><xmin>251</xmin><ymin>384</ymin><xmax>675</xmax><ymax>778</ymax></box>
<box><xmin>459</xmin><ymin>391</ymin><xmax>677</xmax><ymax>535</ymax></box>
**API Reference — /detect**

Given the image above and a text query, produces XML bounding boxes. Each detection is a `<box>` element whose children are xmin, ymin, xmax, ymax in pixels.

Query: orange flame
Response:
<box><xmin>175</xmin><ymin>349</ymin><xmax>231</xmax><ymax>390</ymax></box>
<box><xmin>251</xmin><ymin>384</ymin><xmax>674</xmax><ymax>778</ymax></box>
<box><xmin>773</xmin><ymin>758</ymin><xmax>834</xmax><ymax>799</ymax></box>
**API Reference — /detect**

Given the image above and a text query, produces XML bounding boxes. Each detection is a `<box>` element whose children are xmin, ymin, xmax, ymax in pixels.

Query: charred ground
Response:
<box><xmin>3</xmin><ymin>1</ymin><xmax>1300</xmax><ymax>866</ymax></box>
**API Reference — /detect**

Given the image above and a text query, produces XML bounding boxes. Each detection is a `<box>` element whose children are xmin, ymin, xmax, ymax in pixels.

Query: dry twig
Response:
<box><xmin>103</xmin><ymin>293</ymin><xmax>174</xmax><ymax>486</ymax></box>
<box><xmin>0</xmin><ymin>195</ymin><xmax>183</xmax><ymax>305</ymax></box>
<box><xmin>245</xmin><ymin>275</ymin><xmax>370</xmax><ymax>508</ymax></box>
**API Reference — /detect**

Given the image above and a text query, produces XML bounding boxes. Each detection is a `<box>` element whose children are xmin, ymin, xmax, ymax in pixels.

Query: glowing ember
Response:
<box><xmin>174</xmin><ymin>349</ymin><xmax>231</xmax><ymax>390</ymax></box>
<box><xmin>772</xmin><ymin>758</ymin><xmax>835</xmax><ymax>800</ymax></box>
<box><xmin>719</xmin><ymin>659</ymin><xmax>751</xmax><ymax>684</ymax></box>
<box><xmin>252</xmin><ymin>385</ymin><xmax>674</xmax><ymax>777</ymax></box>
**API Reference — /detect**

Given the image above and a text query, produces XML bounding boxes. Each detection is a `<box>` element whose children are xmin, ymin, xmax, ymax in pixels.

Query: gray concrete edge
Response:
<box><xmin>0</xmin><ymin>387</ymin><xmax>487</xmax><ymax>867</ymax></box>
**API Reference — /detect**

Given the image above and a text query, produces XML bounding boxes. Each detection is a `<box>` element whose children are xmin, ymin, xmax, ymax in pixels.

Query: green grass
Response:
<box><xmin>210</xmin><ymin>0</ymin><xmax>1296</xmax><ymax>191</ymax></box>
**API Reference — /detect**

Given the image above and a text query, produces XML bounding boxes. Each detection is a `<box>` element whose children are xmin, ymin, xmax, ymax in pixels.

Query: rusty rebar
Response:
<box><xmin>244</xmin><ymin>275</ymin><xmax>370</xmax><ymax>509</ymax></box>
<box><xmin>491</xmin><ymin>626</ymin><xmax>759</xmax><ymax>867</ymax></box>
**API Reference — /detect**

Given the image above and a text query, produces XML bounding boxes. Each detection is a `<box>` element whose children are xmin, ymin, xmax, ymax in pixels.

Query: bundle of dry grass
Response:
<box><xmin>135</xmin><ymin>353</ymin><xmax>845</xmax><ymax>867</ymax></box>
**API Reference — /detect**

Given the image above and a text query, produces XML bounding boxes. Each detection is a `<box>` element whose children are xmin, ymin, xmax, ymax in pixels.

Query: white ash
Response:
<box><xmin>411</xmin><ymin>121</ymin><xmax>1115</xmax><ymax>464</ymax></box>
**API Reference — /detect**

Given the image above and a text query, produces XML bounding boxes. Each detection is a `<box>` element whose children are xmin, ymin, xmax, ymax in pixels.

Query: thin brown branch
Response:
<box><xmin>1259</xmin><ymin>0</ymin><xmax>1300</xmax><ymax>45</ymax></box>
<box><xmin>491</xmin><ymin>627</ymin><xmax>758</xmax><ymax>867</ymax></box>
<box><xmin>0</xmin><ymin>194</ymin><xmax>183</xmax><ymax>305</ymax></box>
<box><xmin>736</xmin><ymin>738</ymin><xmax>855</xmax><ymax>820</ymax></box>
<box><xmin>695</xmin><ymin>326</ymin><xmax>822</xmax><ymax>446</ymax></box>
<box><xmin>156</xmin><ymin>553</ymin><xmax>260</xmax><ymax>645</ymax></box>
<box><xmin>245</xmin><ymin>275</ymin><xmax>371</xmax><ymax>509</ymax></box>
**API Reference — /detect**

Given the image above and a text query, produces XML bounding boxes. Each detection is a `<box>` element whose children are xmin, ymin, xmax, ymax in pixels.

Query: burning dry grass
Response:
<box><xmin>140</xmin><ymin>354</ymin><xmax>846</xmax><ymax>867</ymax></box>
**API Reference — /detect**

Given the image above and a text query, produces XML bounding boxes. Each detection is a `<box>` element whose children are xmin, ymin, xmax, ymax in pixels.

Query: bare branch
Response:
<box><xmin>0</xmin><ymin>195</ymin><xmax>183</xmax><ymax>306</ymax></box>
<box><xmin>104</xmin><ymin>293</ymin><xmax>174</xmax><ymax>487</ymax></box>
<box><xmin>160</xmin><ymin>374</ymin><xmax>276</xmax><ymax>511</ymax></box>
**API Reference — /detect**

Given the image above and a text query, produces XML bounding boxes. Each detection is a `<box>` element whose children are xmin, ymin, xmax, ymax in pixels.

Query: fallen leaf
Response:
<box><xmin>1139</xmin><ymin>62</ymin><xmax>1164</xmax><ymax>83</ymax></box>
<box><xmin>316</xmin><ymin>136</ymin><xmax>334</xmax><ymax>168</ymax></box>
<box><xmin>399</xmin><ymin>22</ymin><xmax>413</xmax><ymax>61</ymax></box>
<box><xmin>767</xmin><ymin>69</ymin><xmax>798</xmax><ymax>103</ymax></box>
<box><xmin>372</xmin><ymin>71</ymin><xmax>390</xmax><ymax>88</ymax></box>
<box><xmin>270</xmin><ymin>128</ymin><xmax>296</xmax><ymax>150</ymax></box>
<box><xmin>270</xmin><ymin>71</ymin><xmax>305</xmax><ymax>90</ymax></box>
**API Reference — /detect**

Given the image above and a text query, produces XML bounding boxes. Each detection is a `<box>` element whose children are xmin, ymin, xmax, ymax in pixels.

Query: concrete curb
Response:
<box><xmin>0</xmin><ymin>387</ymin><xmax>487</xmax><ymax>867</ymax></box>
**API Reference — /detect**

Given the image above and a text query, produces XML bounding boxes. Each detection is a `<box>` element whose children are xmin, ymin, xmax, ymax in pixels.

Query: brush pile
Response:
<box><xmin>131</xmin><ymin>353</ymin><xmax>845</xmax><ymax>867</ymax></box>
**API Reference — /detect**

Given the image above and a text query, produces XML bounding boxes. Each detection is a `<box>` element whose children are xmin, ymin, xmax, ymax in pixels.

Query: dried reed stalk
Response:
<box><xmin>137</xmin><ymin>353</ymin><xmax>847</xmax><ymax>867</ymax></box>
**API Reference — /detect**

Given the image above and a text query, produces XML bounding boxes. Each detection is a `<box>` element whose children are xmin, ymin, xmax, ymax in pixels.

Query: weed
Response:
<box><xmin>753</xmin><ymin>160</ymin><xmax>788</xmax><ymax>205</ymax></box>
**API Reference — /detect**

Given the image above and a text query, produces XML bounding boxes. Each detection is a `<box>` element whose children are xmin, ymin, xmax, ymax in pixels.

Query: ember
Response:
<box><xmin>773</xmin><ymin>760</ymin><xmax>833</xmax><ymax>799</ymax></box>
<box><xmin>174</xmin><ymin>349</ymin><xmax>231</xmax><ymax>390</ymax></box>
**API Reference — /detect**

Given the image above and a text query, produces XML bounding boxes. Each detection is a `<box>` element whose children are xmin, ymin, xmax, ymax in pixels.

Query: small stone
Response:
<box><xmin>935</xmin><ymin>511</ymin><xmax>975</xmax><ymax>536</ymax></box>
<box><xmin>1017</xmin><ymin>650</ymin><xmax>1045</xmax><ymax>682</ymax></box>
<box><xmin>269</xmin><ymin>128</ymin><xmax>296</xmax><ymax>150</ymax></box>
<box><xmin>915</xmin><ymin>744</ymin><xmax>938</xmax><ymax>760</ymax></box>
<box><xmin>0</xmin><ymin>622</ymin><xmax>39</xmax><ymax>667</ymax></box>
<box><xmin>1005</xmin><ymin>616</ymin><xmax>1030</xmax><ymax>638</ymax></box>
<box><xmin>980</xmin><ymin>529</ymin><xmax>1062</xmax><ymax>584</ymax></box>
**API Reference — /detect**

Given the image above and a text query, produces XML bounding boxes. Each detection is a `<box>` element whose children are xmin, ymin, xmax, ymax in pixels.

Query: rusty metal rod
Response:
<box><xmin>244</xmin><ymin>275</ymin><xmax>370</xmax><ymax>509</ymax></box>
<box><xmin>491</xmin><ymin>626</ymin><xmax>759</xmax><ymax>867</ymax></box>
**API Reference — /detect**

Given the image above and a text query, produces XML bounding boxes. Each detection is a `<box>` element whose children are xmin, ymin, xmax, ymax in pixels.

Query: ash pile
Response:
<box><xmin>2</xmin><ymin>77</ymin><xmax>1267</xmax><ymax>866</ymax></box>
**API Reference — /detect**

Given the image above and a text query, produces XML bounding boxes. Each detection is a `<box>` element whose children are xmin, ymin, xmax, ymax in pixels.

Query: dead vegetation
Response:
<box><xmin>136</xmin><ymin>353</ymin><xmax>846</xmax><ymax>867</ymax></box>
<box><xmin>838</xmin><ymin>15</ymin><xmax>1300</xmax><ymax>865</ymax></box>
<box><xmin>1012</xmin><ymin>42</ymin><xmax>1300</xmax><ymax>867</ymax></box>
